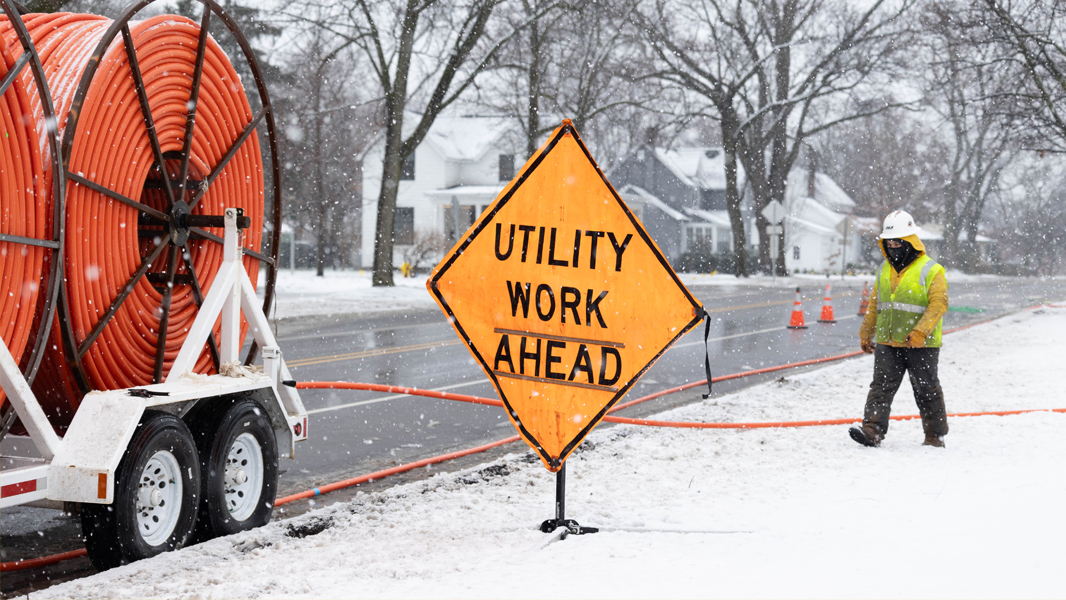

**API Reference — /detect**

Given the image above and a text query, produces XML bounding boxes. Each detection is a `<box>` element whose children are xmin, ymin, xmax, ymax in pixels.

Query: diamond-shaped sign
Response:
<box><xmin>427</xmin><ymin>120</ymin><xmax>703</xmax><ymax>471</ymax></box>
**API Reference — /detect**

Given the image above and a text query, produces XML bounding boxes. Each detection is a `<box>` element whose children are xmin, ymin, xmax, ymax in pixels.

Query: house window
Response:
<box><xmin>499</xmin><ymin>154</ymin><xmax>515</xmax><ymax>181</ymax></box>
<box><xmin>395</xmin><ymin>207</ymin><xmax>414</xmax><ymax>245</ymax></box>
<box><xmin>400</xmin><ymin>153</ymin><xmax>415</xmax><ymax>180</ymax></box>
<box><xmin>793</xmin><ymin>246</ymin><xmax>801</xmax><ymax>260</ymax></box>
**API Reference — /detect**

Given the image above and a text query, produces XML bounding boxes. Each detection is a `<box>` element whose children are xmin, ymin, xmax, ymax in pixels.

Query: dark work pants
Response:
<box><xmin>864</xmin><ymin>345</ymin><xmax>948</xmax><ymax>437</ymax></box>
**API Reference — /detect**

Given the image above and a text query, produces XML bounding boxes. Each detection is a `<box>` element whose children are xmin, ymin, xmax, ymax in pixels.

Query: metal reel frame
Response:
<box><xmin>0</xmin><ymin>0</ymin><xmax>65</xmax><ymax>437</ymax></box>
<box><xmin>56</xmin><ymin>0</ymin><xmax>283</xmax><ymax>394</ymax></box>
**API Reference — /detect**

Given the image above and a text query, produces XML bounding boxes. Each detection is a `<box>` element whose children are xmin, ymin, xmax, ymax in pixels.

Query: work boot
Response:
<box><xmin>923</xmin><ymin>434</ymin><xmax>945</xmax><ymax>448</ymax></box>
<box><xmin>849</xmin><ymin>424</ymin><xmax>882</xmax><ymax>447</ymax></box>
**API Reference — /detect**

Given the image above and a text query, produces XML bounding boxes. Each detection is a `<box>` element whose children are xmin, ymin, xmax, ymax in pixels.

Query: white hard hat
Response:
<box><xmin>879</xmin><ymin>210</ymin><xmax>921</xmax><ymax>239</ymax></box>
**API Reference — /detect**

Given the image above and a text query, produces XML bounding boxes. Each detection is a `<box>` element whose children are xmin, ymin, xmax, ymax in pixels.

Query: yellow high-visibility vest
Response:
<box><xmin>874</xmin><ymin>255</ymin><xmax>945</xmax><ymax>347</ymax></box>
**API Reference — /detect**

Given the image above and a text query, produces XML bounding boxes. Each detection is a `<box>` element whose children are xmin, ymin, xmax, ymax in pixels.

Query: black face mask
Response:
<box><xmin>884</xmin><ymin>239</ymin><xmax>919</xmax><ymax>271</ymax></box>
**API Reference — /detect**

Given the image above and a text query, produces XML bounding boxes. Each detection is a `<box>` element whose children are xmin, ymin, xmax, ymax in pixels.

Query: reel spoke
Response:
<box><xmin>0</xmin><ymin>51</ymin><xmax>29</xmax><ymax>97</ymax></box>
<box><xmin>188</xmin><ymin>106</ymin><xmax>266</xmax><ymax>210</ymax></box>
<box><xmin>77</xmin><ymin>234</ymin><xmax>172</xmax><ymax>358</ymax></box>
<box><xmin>120</xmin><ymin>23</ymin><xmax>175</xmax><ymax>209</ymax></box>
<box><xmin>176</xmin><ymin>8</ymin><xmax>211</xmax><ymax>202</ymax></box>
<box><xmin>152</xmin><ymin>245</ymin><xmax>181</xmax><ymax>383</ymax></box>
<box><xmin>68</xmin><ymin>172</ymin><xmax>170</xmax><ymax>222</ymax></box>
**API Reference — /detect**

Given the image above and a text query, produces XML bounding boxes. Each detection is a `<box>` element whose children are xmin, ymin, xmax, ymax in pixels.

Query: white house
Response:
<box><xmin>610</xmin><ymin>144</ymin><xmax>864</xmax><ymax>272</ymax></box>
<box><xmin>773</xmin><ymin>168</ymin><xmax>863</xmax><ymax>273</ymax></box>
<box><xmin>360</xmin><ymin>115</ymin><xmax>523</xmax><ymax>268</ymax></box>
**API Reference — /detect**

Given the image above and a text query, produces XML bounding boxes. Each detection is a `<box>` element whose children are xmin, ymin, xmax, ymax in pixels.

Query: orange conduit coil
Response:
<box><xmin>0</xmin><ymin>12</ymin><xmax>50</xmax><ymax>408</ymax></box>
<box><xmin>3</xmin><ymin>12</ymin><xmax>265</xmax><ymax>428</ymax></box>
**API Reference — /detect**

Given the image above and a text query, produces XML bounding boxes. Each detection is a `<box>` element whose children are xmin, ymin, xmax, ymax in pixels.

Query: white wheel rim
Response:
<box><xmin>136</xmin><ymin>450</ymin><xmax>183</xmax><ymax>546</ymax></box>
<box><xmin>225</xmin><ymin>432</ymin><xmax>264</xmax><ymax>521</ymax></box>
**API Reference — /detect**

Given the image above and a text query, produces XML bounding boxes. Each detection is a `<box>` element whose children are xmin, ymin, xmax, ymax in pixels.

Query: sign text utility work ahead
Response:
<box><xmin>428</xmin><ymin>120</ymin><xmax>703</xmax><ymax>471</ymax></box>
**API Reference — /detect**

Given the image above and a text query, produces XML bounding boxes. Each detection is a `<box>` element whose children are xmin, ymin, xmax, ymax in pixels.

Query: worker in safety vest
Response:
<box><xmin>850</xmin><ymin>210</ymin><xmax>949</xmax><ymax>448</ymax></box>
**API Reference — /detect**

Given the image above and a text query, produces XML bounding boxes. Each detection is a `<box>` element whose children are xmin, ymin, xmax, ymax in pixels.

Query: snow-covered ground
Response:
<box><xmin>34</xmin><ymin>304</ymin><xmax>1066</xmax><ymax>599</ymax></box>
<box><xmin>266</xmin><ymin>268</ymin><xmax>1013</xmax><ymax>320</ymax></box>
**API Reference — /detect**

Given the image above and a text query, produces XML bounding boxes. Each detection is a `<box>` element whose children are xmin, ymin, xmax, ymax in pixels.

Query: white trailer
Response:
<box><xmin>1</xmin><ymin>211</ymin><xmax>307</xmax><ymax>568</ymax></box>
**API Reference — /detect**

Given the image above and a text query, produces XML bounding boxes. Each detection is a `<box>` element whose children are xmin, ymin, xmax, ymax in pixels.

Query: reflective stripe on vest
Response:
<box><xmin>875</xmin><ymin>255</ymin><xmax>944</xmax><ymax>347</ymax></box>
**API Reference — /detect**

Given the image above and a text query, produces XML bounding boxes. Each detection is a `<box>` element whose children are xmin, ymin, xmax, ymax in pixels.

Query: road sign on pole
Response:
<box><xmin>766</xmin><ymin>225</ymin><xmax>783</xmax><ymax>281</ymax></box>
<box><xmin>761</xmin><ymin>200</ymin><xmax>785</xmax><ymax>225</ymax></box>
<box><xmin>427</xmin><ymin>120</ymin><xmax>704</xmax><ymax>473</ymax></box>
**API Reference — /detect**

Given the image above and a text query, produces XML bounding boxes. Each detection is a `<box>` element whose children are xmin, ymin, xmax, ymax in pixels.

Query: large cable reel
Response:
<box><xmin>19</xmin><ymin>0</ymin><xmax>282</xmax><ymax>431</ymax></box>
<box><xmin>0</xmin><ymin>0</ymin><xmax>65</xmax><ymax>436</ymax></box>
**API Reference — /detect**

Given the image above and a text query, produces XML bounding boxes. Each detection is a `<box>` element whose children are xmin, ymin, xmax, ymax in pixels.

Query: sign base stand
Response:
<box><xmin>539</xmin><ymin>464</ymin><xmax>598</xmax><ymax>537</ymax></box>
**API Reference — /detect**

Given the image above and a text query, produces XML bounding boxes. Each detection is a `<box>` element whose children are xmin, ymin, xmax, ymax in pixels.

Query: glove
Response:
<box><xmin>905</xmin><ymin>330</ymin><xmax>927</xmax><ymax>348</ymax></box>
<box><xmin>860</xmin><ymin>338</ymin><xmax>875</xmax><ymax>354</ymax></box>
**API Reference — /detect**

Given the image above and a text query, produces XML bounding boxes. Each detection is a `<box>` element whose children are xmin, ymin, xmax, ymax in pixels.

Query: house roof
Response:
<box><xmin>788</xmin><ymin>215</ymin><xmax>838</xmax><ymax>235</ymax></box>
<box><xmin>784</xmin><ymin>170</ymin><xmax>855</xmax><ymax>212</ymax></box>
<box><xmin>423</xmin><ymin>115</ymin><xmax>512</xmax><ymax>162</ymax></box>
<box><xmin>619</xmin><ymin>185</ymin><xmax>690</xmax><ymax>221</ymax></box>
<box><xmin>682</xmin><ymin>207</ymin><xmax>732</xmax><ymax>229</ymax></box>
<box><xmin>425</xmin><ymin>184</ymin><xmax>505</xmax><ymax>203</ymax></box>
<box><xmin>652</xmin><ymin>147</ymin><xmax>734</xmax><ymax>191</ymax></box>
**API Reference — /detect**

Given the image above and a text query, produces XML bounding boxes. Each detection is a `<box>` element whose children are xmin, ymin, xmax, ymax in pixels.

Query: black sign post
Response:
<box><xmin>539</xmin><ymin>463</ymin><xmax>598</xmax><ymax>537</ymax></box>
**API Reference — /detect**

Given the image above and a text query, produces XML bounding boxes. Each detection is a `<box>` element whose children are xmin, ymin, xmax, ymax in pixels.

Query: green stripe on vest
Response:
<box><xmin>874</xmin><ymin>255</ymin><xmax>945</xmax><ymax>347</ymax></box>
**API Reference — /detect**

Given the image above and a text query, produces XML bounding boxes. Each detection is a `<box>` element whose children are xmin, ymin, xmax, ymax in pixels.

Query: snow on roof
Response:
<box><xmin>425</xmin><ymin>185</ymin><xmax>506</xmax><ymax>201</ymax></box>
<box><xmin>787</xmin><ymin>215</ymin><xmax>838</xmax><ymax>235</ymax></box>
<box><xmin>784</xmin><ymin>170</ymin><xmax>855</xmax><ymax>211</ymax></box>
<box><xmin>423</xmin><ymin>115</ymin><xmax>512</xmax><ymax>162</ymax></box>
<box><xmin>914</xmin><ymin>228</ymin><xmax>996</xmax><ymax>243</ymax></box>
<box><xmin>619</xmin><ymin>185</ymin><xmax>689</xmax><ymax>221</ymax></box>
<box><xmin>653</xmin><ymin>147</ymin><xmax>731</xmax><ymax>190</ymax></box>
<box><xmin>682</xmin><ymin>207</ymin><xmax>732</xmax><ymax>229</ymax></box>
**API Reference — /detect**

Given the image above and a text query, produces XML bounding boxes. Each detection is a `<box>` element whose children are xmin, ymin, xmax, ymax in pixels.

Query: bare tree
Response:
<box><xmin>273</xmin><ymin>16</ymin><xmax>379</xmax><ymax>275</ymax></box>
<box><xmin>732</xmin><ymin>0</ymin><xmax>914</xmax><ymax>274</ymax></box>
<box><xmin>636</xmin><ymin>0</ymin><xmax>912</xmax><ymax>276</ymax></box>
<box><xmin>476</xmin><ymin>0</ymin><xmax>661</xmax><ymax>168</ymax></box>
<box><xmin>478</xmin><ymin>0</ymin><xmax>568</xmax><ymax>157</ymax></box>
<box><xmin>815</xmin><ymin>106</ymin><xmax>950</xmax><ymax>223</ymax></box>
<box><xmin>283</xmin><ymin>0</ymin><xmax>540</xmax><ymax>286</ymax></box>
<box><xmin>634</xmin><ymin>0</ymin><xmax>762</xmax><ymax>276</ymax></box>
<box><xmin>992</xmin><ymin>160</ymin><xmax>1066</xmax><ymax>276</ymax></box>
<box><xmin>981</xmin><ymin>0</ymin><xmax>1066</xmax><ymax>153</ymax></box>
<box><xmin>920</xmin><ymin>3</ymin><xmax>1022</xmax><ymax>269</ymax></box>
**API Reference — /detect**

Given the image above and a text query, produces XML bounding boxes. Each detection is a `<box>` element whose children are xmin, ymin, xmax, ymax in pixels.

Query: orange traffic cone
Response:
<box><xmin>818</xmin><ymin>283</ymin><xmax>836</xmax><ymax>323</ymax></box>
<box><xmin>787</xmin><ymin>287</ymin><xmax>808</xmax><ymax>329</ymax></box>
<box><xmin>852</xmin><ymin>283</ymin><xmax>869</xmax><ymax>317</ymax></box>
<box><xmin>857</xmin><ymin>282</ymin><xmax>870</xmax><ymax>316</ymax></box>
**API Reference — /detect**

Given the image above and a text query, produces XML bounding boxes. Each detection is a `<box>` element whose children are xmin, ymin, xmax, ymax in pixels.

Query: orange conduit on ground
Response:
<box><xmin>2</xmin><ymin>13</ymin><xmax>264</xmax><ymax>428</ymax></box>
<box><xmin>0</xmin><ymin>23</ymin><xmax>48</xmax><ymax>406</ymax></box>
<box><xmin>0</xmin><ymin>548</ymin><xmax>87</xmax><ymax>573</ymax></box>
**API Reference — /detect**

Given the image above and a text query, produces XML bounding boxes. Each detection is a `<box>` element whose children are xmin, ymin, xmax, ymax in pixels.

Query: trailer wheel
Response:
<box><xmin>81</xmin><ymin>411</ymin><xmax>200</xmax><ymax>570</ymax></box>
<box><xmin>191</xmin><ymin>397</ymin><xmax>278</xmax><ymax>541</ymax></box>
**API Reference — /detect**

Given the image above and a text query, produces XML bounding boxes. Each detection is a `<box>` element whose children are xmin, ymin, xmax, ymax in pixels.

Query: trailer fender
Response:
<box><xmin>47</xmin><ymin>393</ymin><xmax>146</xmax><ymax>504</ymax></box>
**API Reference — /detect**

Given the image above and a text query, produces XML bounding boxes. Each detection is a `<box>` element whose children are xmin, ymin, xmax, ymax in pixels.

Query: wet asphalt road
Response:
<box><xmin>274</xmin><ymin>276</ymin><xmax>1066</xmax><ymax>495</ymax></box>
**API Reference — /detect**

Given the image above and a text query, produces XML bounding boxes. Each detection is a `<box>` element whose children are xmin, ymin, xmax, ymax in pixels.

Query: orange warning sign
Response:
<box><xmin>427</xmin><ymin>120</ymin><xmax>703</xmax><ymax>471</ymax></box>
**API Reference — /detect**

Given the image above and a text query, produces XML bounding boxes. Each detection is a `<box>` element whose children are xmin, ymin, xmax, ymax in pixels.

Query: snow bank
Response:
<box><xmin>267</xmin><ymin>269</ymin><xmax>436</xmax><ymax>319</ymax></box>
<box><xmin>34</xmin><ymin>305</ymin><xmax>1066</xmax><ymax>599</ymax></box>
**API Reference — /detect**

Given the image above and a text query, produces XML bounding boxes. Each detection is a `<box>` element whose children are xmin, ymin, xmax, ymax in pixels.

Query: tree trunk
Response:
<box><xmin>526</xmin><ymin>13</ymin><xmax>541</xmax><ymax>158</ymax></box>
<box><xmin>313</xmin><ymin>72</ymin><xmax>328</xmax><ymax>276</ymax></box>
<box><xmin>372</xmin><ymin>112</ymin><xmax>405</xmax><ymax>287</ymax></box>
<box><xmin>723</xmin><ymin>125</ymin><xmax>749</xmax><ymax>277</ymax></box>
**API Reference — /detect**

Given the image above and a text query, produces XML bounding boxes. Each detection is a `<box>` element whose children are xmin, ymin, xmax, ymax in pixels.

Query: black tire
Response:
<box><xmin>81</xmin><ymin>411</ymin><xmax>200</xmax><ymax>571</ymax></box>
<box><xmin>189</xmin><ymin>396</ymin><xmax>278</xmax><ymax>542</ymax></box>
